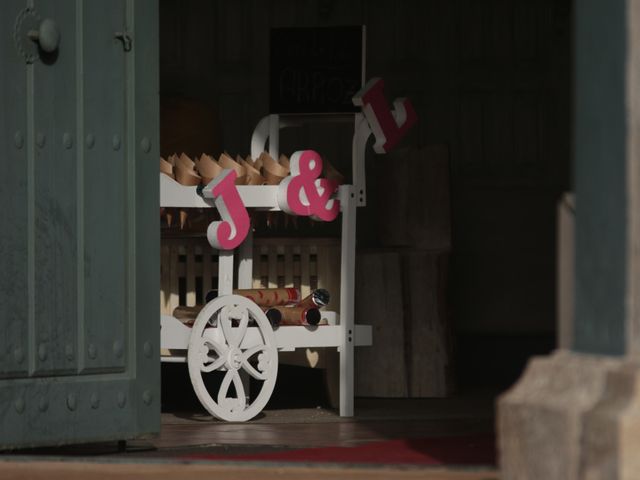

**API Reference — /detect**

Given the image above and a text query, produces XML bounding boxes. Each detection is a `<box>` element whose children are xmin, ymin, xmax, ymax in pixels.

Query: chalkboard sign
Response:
<box><xmin>269</xmin><ymin>26</ymin><xmax>365</xmax><ymax>114</ymax></box>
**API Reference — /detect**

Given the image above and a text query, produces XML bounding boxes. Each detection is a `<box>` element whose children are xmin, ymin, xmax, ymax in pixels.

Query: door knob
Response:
<box><xmin>28</xmin><ymin>18</ymin><xmax>60</xmax><ymax>53</ymax></box>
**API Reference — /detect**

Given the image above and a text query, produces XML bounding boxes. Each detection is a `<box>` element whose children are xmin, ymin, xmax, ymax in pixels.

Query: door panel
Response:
<box><xmin>0</xmin><ymin>0</ymin><xmax>29</xmax><ymax>380</ymax></box>
<box><xmin>0</xmin><ymin>0</ymin><xmax>159</xmax><ymax>448</ymax></box>
<box><xmin>32</xmin><ymin>0</ymin><xmax>78</xmax><ymax>376</ymax></box>
<box><xmin>82</xmin><ymin>0</ymin><xmax>128</xmax><ymax>374</ymax></box>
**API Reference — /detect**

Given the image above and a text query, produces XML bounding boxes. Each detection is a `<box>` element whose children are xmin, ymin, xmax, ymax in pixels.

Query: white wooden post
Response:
<box><xmin>238</xmin><ymin>228</ymin><xmax>253</xmax><ymax>289</ymax></box>
<box><xmin>236</xmin><ymin>229</ymin><xmax>253</xmax><ymax>400</ymax></box>
<box><xmin>250</xmin><ymin>116</ymin><xmax>270</xmax><ymax>161</ymax></box>
<box><xmin>218</xmin><ymin>250</ymin><xmax>234</xmax><ymax>296</ymax></box>
<box><xmin>352</xmin><ymin>112</ymin><xmax>371</xmax><ymax>207</ymax></box>
<box><xmin>339</xmin><ymin>185</ymin><xmax>357</xmax><ymax>417</ymax></box>
<box><xmin>268</xmin><ymin>114</ymin><xmax>279</xmax><ymax>159</ymax></box>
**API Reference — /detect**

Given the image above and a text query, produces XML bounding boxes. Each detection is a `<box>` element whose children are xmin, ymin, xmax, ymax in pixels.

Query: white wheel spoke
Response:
<box><xmin>205</xmin><ymin>339</ymin><xmax>227</xmax><ymax>357</ymax></box>
<box><xmin>195</xmin><ymin>337</ymin><xmax>227</xmax><ymax>372</ymax></box>
<box><xmin>235</xmin><ymin>310</ymin><xmax>249</xmax><ymax>347</ymax></box>
<box><xmin>241</xmin><ymin>345</ymin><xmax>270</xmax><ymax>380</ymax></box>
<box><xmin>231</xmin><ymin>371</ymin><xmax>247</xmax><ymax>410</ymax></box>
<box><xmin>242</xmin><ymin>361</ymin><xmax>267</xmax><ymax>381</ymax></box>
<box><xmin>217</xmin><ymin>370</ymin><xmax>234</xmax><ymax>409</ymax></box>
<box><xmin>219</xmin><ymin>307</ymin><xmax>250</xmax><ymax>348</ymax></box>
<box><xmin>217</xmin><ymin>370</ymin><xmax>246</xmax><ymax>413</ymax></box>
<box><xmin>201</xmin><ymin>356</ymin><xmax>225</xmax><ymax>373</ymax></box>
<box><xmin>219</xmin><ymin>307</ymin><xmax>235</xmax><ymax>346</ymax></box>
<box><xmin>241</xmin><ymin>344</ymin><xmax>268</xmax><ymax>362</ymax></box>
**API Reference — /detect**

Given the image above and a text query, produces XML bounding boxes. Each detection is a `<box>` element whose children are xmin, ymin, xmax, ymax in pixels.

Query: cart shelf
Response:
<box><xmin>161</xmin><ymin>314</ymin><xmax>372</xmax><ymax>355</ymax></box>
<box><xmin>160</xmin><ymin>173</ymin><xmax>283</xmax><ymax>211</ymax></box>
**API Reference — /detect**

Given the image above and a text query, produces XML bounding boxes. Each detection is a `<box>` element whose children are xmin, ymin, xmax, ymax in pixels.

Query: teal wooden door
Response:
<box><xmin>0</xmin><ymin>0</ymin><xmax>159</xmax><ymax>448</ymax></box>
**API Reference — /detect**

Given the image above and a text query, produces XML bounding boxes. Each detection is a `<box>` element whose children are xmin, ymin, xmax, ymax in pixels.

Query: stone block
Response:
<box><xmin>498</xmin><ymin>350</ymin><xmax>620</xmax><ymax>480</ymax></box>
<box><xmin>581</xmin><ymin>361</ymin><xmax>640</xmax><ymax>480</ymax></box>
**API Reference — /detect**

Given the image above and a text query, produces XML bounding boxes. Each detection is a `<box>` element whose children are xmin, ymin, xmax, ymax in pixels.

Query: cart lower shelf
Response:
<box><xmin>161</xmin><ymin>313</ymin><xmax>372</xmax><ymax>358</ymax></box>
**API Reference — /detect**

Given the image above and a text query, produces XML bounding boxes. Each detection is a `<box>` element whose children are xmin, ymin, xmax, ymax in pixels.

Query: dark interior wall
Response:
<box><xmin>160</xmin><ymin>0</ymin><xmax>571</xmax><ymax>346</ymax></box>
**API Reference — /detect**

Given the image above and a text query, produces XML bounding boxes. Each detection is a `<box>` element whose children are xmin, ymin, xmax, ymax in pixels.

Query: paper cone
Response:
<box><xmin>179</xmin><ymin>209</ymin><xmax>189</xmax><ymax>229</ymax></box>
<box><xmin>178</xmin><ymin>152</ymin><xmax>196</xmax><ymax>171</ymax></box>
<box><xmin>240</xmin><ymin>158</ymin><xmax>266</xmax><ymax>185</ymax></box>
<box><xmin>161</xmin><ymin>207</ymin><xmax>175</xmax><ymax>227</ymax></box>
<box><xmin>250</xmin><ymin>154</ymin><xmax>263</xmax><ymax>171</ymax></box>
<box><xmin>323</xmin><ymin>158</ymin><xmax>346</xmax><ymax>185</ymax></box>
<box><xmin>196</xmin><ymin>153</ymin><xmax>224</xmax><ymax>184</ymax></box>
<box><xmin>160</xmin><ymin>157</ymin><xmax>174</xmax><ymax>178</ymax></box>
<box><xmin>175</xmin><ymin>164</ymin><xmax>201</xmax><ymax>186</ymax></box>
<box><xmin>261</xmin><ymin>152</ymin><xmax>289</xmax><ymax>185</ymax></box>
<box><xmin>219</xmin><ymin>153</ymin><xmax>246</xmax><ymax>185</ymax></box>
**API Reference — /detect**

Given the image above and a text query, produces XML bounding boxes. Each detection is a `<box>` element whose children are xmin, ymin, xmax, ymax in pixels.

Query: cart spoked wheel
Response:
<box><xmin>187</xmin><ymin>294</ymin><xmax>278</xmax><ymax>422</ymax></box>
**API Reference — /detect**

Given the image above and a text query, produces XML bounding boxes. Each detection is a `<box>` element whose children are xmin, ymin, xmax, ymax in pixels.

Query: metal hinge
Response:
<box><xmin>114</xmin><ymin>30</ymin><xmax>133</xmax><ymax>52</ymax></box>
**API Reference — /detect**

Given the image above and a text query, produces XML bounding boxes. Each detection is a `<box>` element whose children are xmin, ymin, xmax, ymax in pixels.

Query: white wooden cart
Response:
<box><xmin>159</xmin><ymin>113</ymin><xmax>374</xmax><ymax>421</ymax></box>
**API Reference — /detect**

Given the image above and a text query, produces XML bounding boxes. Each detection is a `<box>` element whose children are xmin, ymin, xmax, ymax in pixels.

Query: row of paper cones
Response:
<box><xmin>161</xmin><ymin>151</ymin><xmax>345</xmax><ymax>187</ymax></box>
<box><xmin>161</xmin><ymin>152</ymin><xmax>344</xmax><ymax>229</ymax></box>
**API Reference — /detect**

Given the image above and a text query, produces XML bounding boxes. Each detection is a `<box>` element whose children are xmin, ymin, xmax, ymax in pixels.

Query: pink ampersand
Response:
<box><xmin>277</xmin><ymin>150</ymin><xmax>340</xmax><ymax>222</ymax></box>
<box><xmin>352</xmin><ymin>77</ymin><xmax>417</xmax><ymax>153</ymax></box>
<box><xmin>204</xmin><ymin>169</ymin><xmax>250</xmax><ymax>250</ymax></box>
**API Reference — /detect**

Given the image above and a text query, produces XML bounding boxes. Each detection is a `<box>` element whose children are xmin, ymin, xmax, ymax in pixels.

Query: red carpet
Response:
<box><xmin>187</xmin><ymin>435</ymin><xmax>496</xmax><ymax>466</ymax></box>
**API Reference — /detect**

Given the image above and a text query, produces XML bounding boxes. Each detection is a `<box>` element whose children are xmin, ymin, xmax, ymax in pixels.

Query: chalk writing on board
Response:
<box><xmin>270</xmin><ymin>26</ymin><xmax>364</xmax><ymax>114</ymax></box>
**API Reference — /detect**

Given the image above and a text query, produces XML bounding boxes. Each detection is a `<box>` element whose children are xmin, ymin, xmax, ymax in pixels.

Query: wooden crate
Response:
<box><xmin>160</xmin><ymin>238</ymin><xmax>219</xmax><ymax>315</ymax></box>
<box><xmin>355</xmin><ymin>249</ymin><xmax>454</xmax><ymax>398</ymax></box>
<box><xmin>251</xmin><ymin>237</ymin><xmax>341</xmax><ymax>313</ymax></box>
